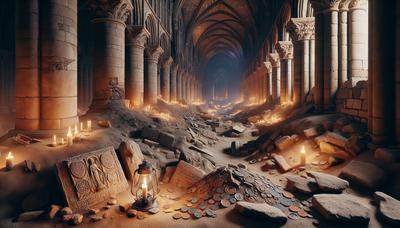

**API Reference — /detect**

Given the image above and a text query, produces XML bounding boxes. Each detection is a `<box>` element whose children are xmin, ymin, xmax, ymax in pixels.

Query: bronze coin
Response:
<box><xmin>221</xmin><ymin>199</ymin><xmax>231</xmax><ymax>208</ymax></box>
<box><xmin>282</xmin><ymin>191</ymin><xmax>294</xmax><ymax>199</ymax></box>
<box><xmin>173</xmin><ymin>212</ymin><xmax>182</xmax><ymax>219</ymax></box>
<box><xmin>208</xmin><ymin>199</ymin><xmax>215</xmax><ymax>204</ymax></box>
<box><xmin>289</xmin><ymin>205</ymin><xmax>301</xmax><ymax>212</ymax></box>
<box><xmin>298</xmin><ymin>210</ymin><xmax>309</xmax><ymax>218</ymax></box>
<box><xmin>181</xmin><ymin>213</ymin><xmax>191</xmax><ymax>220</ymax></box>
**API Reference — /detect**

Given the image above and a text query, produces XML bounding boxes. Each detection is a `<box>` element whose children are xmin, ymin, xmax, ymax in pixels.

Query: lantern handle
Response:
<box><xmin>151</xmin><ymin>167</ymin><xmax>160</xmax><ymax>196</ymax></box>
<box><xmin>130</xmin><ymin>169</ymin><xmax>139</xmax><ymax>197</ymax></box>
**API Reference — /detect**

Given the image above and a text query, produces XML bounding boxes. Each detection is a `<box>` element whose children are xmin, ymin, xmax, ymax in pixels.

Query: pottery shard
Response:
<box><xmin>236</xmin><ymin>202</ymin><xmax>287</xmax><ymax>225</ymax></box>
<box><xmin>312</xmin><ymin>194</ymin><xmax>370</xmax><ymax>225</ymax></box>
<box><xmin>285</xmin><ymin>175</ymin><xmax>319</xmax><ymax>194</ymax></box>
<box><xmin>374</xmin><ymin>191</ymin><xmax>400</xmax><ymax>226</ymax></box>
<box><xmin>340</xmin><ymin>160</ymin><xmax>385</xmax><ymax>190</ymax></box>
<box><xmin>307</xmin><ymin>171</ymin><xmax>349</xmax><ymax>193</ymax></box>
<box><xmin>142</xmin><ymin>127</ymin><xmax>160</xmax><ymax>142</ymax></box>
<box><xmin>158</xmin><ymin>132</ymin><xmax>176</xmax><ymax>148</ymax></box>
<box><xmin>17</xmin><ymin>210</ymin><xmax>45</xmax><ymax>222</ymax></box>
<box><xmin>118</xmin><ymin>140</ymin><xmax>144</xmax><ymax>181</ymax></box>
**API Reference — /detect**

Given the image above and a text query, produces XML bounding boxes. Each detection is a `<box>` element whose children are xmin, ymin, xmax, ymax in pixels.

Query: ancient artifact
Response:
<box><xmin>131</xmin><ymin>160</ymin><xmax>159</xmax><ymax>211</ymax></box>
<box><xmin>55</xmin><ymin>147</ymin><xmax>128</xmax><ymax>211</ymax></box>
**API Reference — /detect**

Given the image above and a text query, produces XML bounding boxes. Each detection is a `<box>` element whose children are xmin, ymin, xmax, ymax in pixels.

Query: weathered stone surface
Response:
<box><xmin>319</xmin><ymin>141</ymin><xmax>352</xmax><ymax>159</ymax></box>
<box><xmin>286</xmin><ymin>175</ymin><xmax>318</xmax><ymax>194</ymax></box>
<box><xmin>71</xmin><ymin>213</ymin><xmax>83</xmax><ymax>225</ymax></box>
<box><xmin>271</xmin><ymin>154</ymin><xmax>292</xmax><ymax>172</ymax></box>
<box><xmin>47</xmin><ymin>205</ymin><xmax>61</xmax><ymax>219</ymax></box>
<box><xmin>275</xmin><ymin>136</ymin><xmax>295</xmax><ymax>151</ymax></box>
<box><xmin>236</xmin><ymin>202</ymin><xmax>287</xmax><ymax>224</ymax></box>
<box><xmin>304</xmin><ymin>125</ymin><xmax>325</xmax><ymax>138</ymax></box>
<box><xmin>374</xmin><ymin>191</ymin><xmax>400</xmax><ymax>226</ymax></box>
<box><xmin>336</xmin><ymin>116</ymin><xmax>354</xmax><ymax>126</ymax></box>
<box><xmin>141</xmin><ymin>127</ymin><xmax>160</xmax><ymax>141</ymax></box>
<box><xmin>118</xmin><ymin>140</ymin><xmax>144</xmax><ymax>181</ymax></box>
<box><xmin>158</xmin><ymin>132</ymin><xmax>176</xmax><ymax>148</ymax></box>
<box><xmin>307</xmin><ymin>171</ymin><xmax>349</xmax><ymax>193</ymax></box>
<box><xmin>341</xmin><ymin>123</ymin><xmax>366</xmax><ymax>134</ymax></box>
<box><xmin>312</xmin><ymin>194</ymin><xmax>370</xmax><ymax>225</ymax></box>
<box><xmin>374</xmin><ymin>148</ymin><xmax>400</xmax><ymax>163</ymax></box>
<box><xmin>17</xmin><ymin>210</ymin><xmax>45</xmax><ymax>222</ymax></box>
<box><xmin>324</xmin><ymin>132</ymin><xmax>349</xmax><ymax>148</ymax></box>
<box><xmin>340</xmin><ymin>161</ymin><xmax>385</xmax><ymax>190</ymax></box>
<box><xmin>60</xmin><ymin>207</ymin><xmax>73</xmax><ymax>216</ymax></box>
<box><xmin>232</xmin><ymin>124</ymin><xmax>246</xmax><ymax>134</ymax></box>
<box><xmin>55</xmin><ymin>147</ymin><xmax>129</xmax><ymax>211</ymax></box>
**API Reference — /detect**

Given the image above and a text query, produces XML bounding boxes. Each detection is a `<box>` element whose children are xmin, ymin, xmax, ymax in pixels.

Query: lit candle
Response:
<box><xmin>61</xmin><ymin>137</ymin><xmax>65</xmax><ymax>145</ymax></box>
<box><xmin>67</xmin><ymin>126</ymin><xmax>73</xmax><ymax>146</ymax></box>
<box><xmin>74</xmin><ymin>125</ymin><xmax>80</xmax><ymax>140</ymax></box>
<box><xmin>300</xmin><ymin>146</ymin><xmax>306</xmax><ymax>166</ymax></box>
<box><xmin>5</xmin><ymin>152</ymin><xmax>14</xmax><ymax>171</ymax></box>
<box><xmin>52</xmin><ymin>135</ymin><xmax>57</xmax><ymax>147</ymax></box>
<box><xmin>80</xmin><ymin>122</ymin><xmax>83</xmax><ymax>131</ymax></box>
<box><xmin>87</xmin><ymin>120</ymin><xmax>92</xmax><ymax>132</ymax></box>
<box><xmin>141</xmin><ymin>181</ymin><xmax>148</xmax><ymax>199</ymax></box>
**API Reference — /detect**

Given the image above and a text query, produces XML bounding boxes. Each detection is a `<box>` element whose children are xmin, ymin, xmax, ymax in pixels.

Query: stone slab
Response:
<box><xmin>56</xmin><ymin>147</ymin><xmax>129</xmax><ymax>211</ymax></box>
<box><xmin>236</xmin><ymin>201</ymin><xmax>287</xmax><ymax>224</ymax></box>
<box><xmin>271</xmin><ymin>154</ymin><xmax>292</xmax><ymax>172</ymax></box>
<box><xmin>340</xmin><ymin>160</ymin><xmax>385</xmax><ymax>190</ymax></box>
<box><xmin>374</xmin><ymin>191</ymin><xmax>400</xmax><ymax>226</ymax></box>
<box><xmin>118</xmin><ymin>140</ymin><xmax>144</xmax><ymax>181</ymax></box>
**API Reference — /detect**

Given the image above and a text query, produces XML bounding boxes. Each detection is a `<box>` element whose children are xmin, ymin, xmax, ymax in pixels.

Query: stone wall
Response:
<box><xmin>336</xmin><ymin>80</ymin><xmax>368</xmax><ymax>122</ymax></box>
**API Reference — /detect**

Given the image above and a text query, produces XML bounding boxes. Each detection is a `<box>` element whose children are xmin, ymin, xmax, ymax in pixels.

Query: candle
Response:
<box><xmin>6</xmin><ymin>152</ymin><xmax>14</xmax><ymax>171</ymax></box>
<box><xmin>80</xmin><ymin>122</ymin><xmax>83</xmax><ymax>131</ymax></box>
<box><xmin>67</xmin><ymin>126</ymin><xmax>73</xmax><ymax>146</ymax></box>
<box><xmin>300</xmin><ymin>145</ymin><xmax>306</xmax><ymax>166</ymax></box>
<box><xmin>61</xmin><ymin>137</ymin><xmax>65</xmax><ymax>145</ymax></box>
<box><xmin>87</xmin><ymin>120</ymin><xmax>92</xmax><ymax>132</ymax></box>
<box><xmin>52</xmin><ymin>135</ymin><xmax>57</xmax><ymax>147</ymax></box>
<box><xmin>141</xmin><ymin>181</ymin><xmax>148</xmax><ymax>199</ymax></box>
<box><xmin>74</xmin><ymin>125</ymin><xmax>80</xmax><ymax>140</ymax></box>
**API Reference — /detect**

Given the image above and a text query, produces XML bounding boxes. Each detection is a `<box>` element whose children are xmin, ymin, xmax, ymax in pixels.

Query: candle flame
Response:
<box><xmin>301</xmin><ymin>145</ymin><xmax>306</xmax><ymax>154</ymax></box>
<box><xmin>67</xmin><ymin>126</ymin><xmax>72</xmax><ymax>136</ymax></box>
<box><xmin>6</xmin><ymin>152</ymin><xmax>13</xmax><ymax>159</ymax></box>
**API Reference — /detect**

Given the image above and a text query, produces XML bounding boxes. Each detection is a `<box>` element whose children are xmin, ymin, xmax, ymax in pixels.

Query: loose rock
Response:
<box><xmin>236</xmin><ymin>202</ymin><xmax>287</xmax><ymax>225</ymax></box>
<box><xmin>374</xmin><ymin>191</ymin><xmax>400</xmax><ymax>226</ymax></box>
<box><xmin>307</xmin><ymin>171</ymin><xmax>349</xmax><ymax>193</ymax></box>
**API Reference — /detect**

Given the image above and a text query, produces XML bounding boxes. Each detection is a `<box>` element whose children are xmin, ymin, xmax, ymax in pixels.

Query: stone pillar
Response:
<box><xmin>170</xmin><ymin>64</ymin><xmax>178</xmax><ymax>102</ymax></box>
<box><xmin>368</xmin><ymin>0</ymin><xmax>400</xmax><ymax>144</ymax></box>
<box><xmin>144</xmin><ymin>46</ymin><xmax>163</xmax><ymax>105</ymax></box>
<box><xmin>310</xmin><ymin>37</ymin><xmax>316</xmax><ymax>89</ymax></box>
<box><xmin>177</xmin><ymin>69</ymin><xmax>183</xmax><ymax>101</ymax></box>
<box><xmin>311</xmin><ymin>0</ymin><xmax>340</xmax><ymax>111</ymax></box>
<box><xmin>338</xmin><ymin>2</ymin><xmax>349</xmax><ymax>85</ymax></box>
<box><xmin>161</xmin><ymin>57</ymin><xmax>173</xmax><ymax>102</ymax></box>
<box><xmin>15</xmin><ymin>0</ymin><xmax>40</xmax><ymax>130</ymax></box>
<box><xmin>276</xmin><ymin>41</ymin><xmax>294</xmax><ymax>104</ymax></box>
<box><xmin>126</xmin><ymin>26</ymin><xmax>150</xmax><ymax>107</ymax></box>
<box><xmin>264</xmin><ymin>62</ymin><xmax>273</xmax><ymax>103</ymax></box>
<box><xmin>349</xmin><ymin>0</ymin><xmax>368</xmax><ymax>85</ymax></box>
<box><xmin>89</xmin><ymin>0</ymin><xmax>132</xmax><ymax>109</ymax></box>
<box><xmin>287</xmin><ymin>17</ymin><xmax>315</xmax><ymax>106</ymax></box>
<box><xmin>269</xmin><ymin>53</ymin><xmax>281</xmax><ymax>104</ymax></box>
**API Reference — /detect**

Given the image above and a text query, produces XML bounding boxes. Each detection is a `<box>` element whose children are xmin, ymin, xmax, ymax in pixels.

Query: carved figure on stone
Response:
<box><xmin>107</xmin><ymin>77</ymin><xmax>124</xmax><ymax>100</ymax></box>
<box><xmin>88</xmin><ymin>157</ymin><xmax>107</xmax><ymax>191</ymax></box>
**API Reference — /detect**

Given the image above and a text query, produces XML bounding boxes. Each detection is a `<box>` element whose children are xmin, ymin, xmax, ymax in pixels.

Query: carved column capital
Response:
<box><xmin>287</xmin><ymin>17</ymin><xmax>315</xmax><ymax>41</ymax></box>
<box><xmin>264</xmin><ymin>61</ymin><xmax>273</xmax><ymax>73</ymax></box>
<box><xmin>348</xmin><ymin>0</ymin><xmax>368</xmax><ymax>10</ymax></box>
<box><xmin>126</xmin><ymin>26</ymin><xmax>150</xmax><ymax>48</ymax></box>
<box><xmin>162</xmin><ymin>56</ymin><xmax>173</xmax><ymax>68</ymax></box>
<box><xmin>268</xmin><ymin>53</ymin><xmax>280</xmax><ymax>67</ymax></box>
<box><xmin>310</xmin><ymin>0</ymin><xmax>342</xmax><ymax>12</ymax></box>
<box><xmin>89</xmin><ymin>0</ymin><xmax>133</xmax><ymax>23</ymax></box>
<box><xmin>275</xmin><ymin>41</ymin><xmax>294</xmax><ymax>59</ymax></box>
<box><xmin>145</xmin><ymin>46</ymin><xmax>164</xmax><ymax>63</ymax></box>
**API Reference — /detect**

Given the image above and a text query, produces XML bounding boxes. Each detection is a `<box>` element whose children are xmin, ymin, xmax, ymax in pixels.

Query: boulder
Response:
<box><xmin>374</xmin><ymin>148</ymin><xmax>400</xmax><ymax>163</ymax></box>
<box><xmin>141</xmin><ymin>127</ymin><xmax>160</xmax><ymax>142</ymax></box>
<box><xmin>374</xmin><ymin>191</ymin><xmax>400</xmax><ymax>226</ymax></box>
<box><xmin>340</xmin><ymin>161</ymin><xmax>385</xmax><ymax>190</ymax></box>
<box><xmin>118</xmin><ymin>140</ymin><xmax>144</xmax><ymax>181</ymax></box>
<box><xmin>158</xmin><ymin>132</ymin><xmax>176</xmax><ymax>148</ymax></box>
<box><xmin>307</xmin><ymin>171</ymin><xmax>349</xmax><ymax>193</ymax></box>
<box><xmin>236</xmin><ymin>202</ymin><xmax>287</xmax><ymax>225</ymax></box>
<box><xmin>312</xmin><ymin>194</ymin><xmax>370</xmax><ymax>225</ymax></box>
<box><xmin>285</xmin><ymin>175</ymin><xmax>318</xmax><ymax>194</ymax></box>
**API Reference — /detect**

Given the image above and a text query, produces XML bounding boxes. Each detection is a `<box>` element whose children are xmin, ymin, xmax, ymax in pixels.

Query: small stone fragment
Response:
<box><xmin>374</xmin><ymin>191</ymin><xmax>400</xmax><ymax>226</ymax></box>
<box><xmin>307</xmin><ymin>171</ymin><xmax>349</xmax><ymax>193</ymax></box>
<box><xmin>71</xmin><ymin>214</ymin><xmax>83</xmax><ymax>225</ymax></box>
<box><xmin>60</xmin><ymin>207</ymin><xmax>73</xmax><ymax>216</ymax></box>
<box><xmin>236</xmin><ymin>202</ymin><xmax>287</xmax><ymax>225</ymax></box>
<box><xmin>48</xmin><ymin>205</ymin><xmax>61</xmax><ymax>219</ymax></box>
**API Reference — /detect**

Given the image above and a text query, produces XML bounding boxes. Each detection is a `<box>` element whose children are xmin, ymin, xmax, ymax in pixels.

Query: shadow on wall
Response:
<box><xmin>0</xmin><ymin>114</ymin><xmax>14</xmax><ymax>138</ymax></box>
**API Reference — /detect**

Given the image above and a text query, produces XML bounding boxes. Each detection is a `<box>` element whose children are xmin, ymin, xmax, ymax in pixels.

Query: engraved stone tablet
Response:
<box><xmin>55</xmin><ymin>147</ymin><xmax>128</xmax><ymax>211</ymax></box>
<box><xmin>169</xmin><ymin>161</ymin><xmax>205</xmax><ymax>188</ymax></box>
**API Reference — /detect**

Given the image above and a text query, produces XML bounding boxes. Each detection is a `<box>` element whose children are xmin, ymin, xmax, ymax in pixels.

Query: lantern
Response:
<box><xmin>131</xmin><ymin>160</ymin><xmax>159</xmax><ymax>211</ymax></box>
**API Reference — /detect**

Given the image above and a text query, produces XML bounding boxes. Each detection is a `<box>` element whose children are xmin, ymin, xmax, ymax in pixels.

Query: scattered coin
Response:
<box><xmin>213</xmin><ymin>194</ymin><xmax>222</xmax><ymax>201</ymax></box>
<box><xmin>186</xmin><ymin>203</ymin><xmax>193</xmax><ymax>207</ymax></box>
<box><xmin>279</xmin><ymin>198</ymin><xmax>294</xmax><ymax>207</ymax></box>
<box><xmin>163</xmin><ymin>209</ymin><xmax>174</xmax><ymax>213</ymax></box>
<box><xmin>208</xmin><ymin>199</ymin><xmax>215</xmax><ymax>204</ymax></box>
<box><xmin>234</xmin><ymin>193</ymin><xmax>244</xmax><ymax>201</ymax></box>
<box><xmin>289</xmin><ymin>205</ymin><xmax>300</xmax><ymax>212</ymax></box>
<box><xmin>148</xmin><ymin>207</ymin><xmax>159</xmax><ymax>214</ymax></box>
<box><xmin>210</xmin><ymin>205</ymin><xmax>219</xmax><ymax>211</ymax></box>
<box><xmin>181</xmin><ymin>213</ymin><xmax>191</xmax><ymax>220</ymax></box>
<box><xmin>199</xmin><ymin>202</ymin><xmax>208</xmax><ymax>210</ymax></box>
<box><xmin>193</xmin><ymin>211</ymin><xmax>202</xmax><ymax>219</ymax></box>
<box><xmin>298</xmin><ymin>210</ymin><xmax>309</xmax><ymax>218</ymax></box>
<box><xmin>188</xmin><ymin>208</ymin><xmax>197</xmax><ymax>215</ymax></box>
<box><xmin>173</xmin><ymin>212</ymin><xmax>182</xmax><ymax>219</ymax></box>
<box><xmin>167</xmin><ymin>188</ymin><xmax>174</xmax><ymax>193</ymax></box>
<box><xmin>221</xmin><ymin>199</ymin><xmax>231</xmax><ymax>208</ymax></box>
<box><xmin>205</xmin><ymin>209</ymin><xmax>216</xmax><ymax>218</ymax></box>
<box><xmin>229</xmin><ymin>197</ymin><xmax>237</xmax><ymax>204</ymax></box>
<box><xmin>288</xmin><ymin>212</ymin><xmax>299</xmax><ymax>220</ymax></box>
<box><xmin>180</xmin><ymin>207</ymin><xmax>189</xmax><ymax>212</ymax></box>
<box><xmin>282</xmin><ymin>191</ymin><xmax>294</xmax><ymax>199</ymax></box>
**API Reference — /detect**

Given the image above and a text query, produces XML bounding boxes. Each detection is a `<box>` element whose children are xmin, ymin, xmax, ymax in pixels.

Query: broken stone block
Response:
<box><xmin>143</xmin><ymin>139</ymin><xmax>159</xmax><ymax>147</ymax></box>
<box><xmin>303</xmin><ymin>125</ymin><xmax>325</xmax><ymax>138</ymax></box>
<box><xmin>274</xmin><ymin>136</ymin><xmax>295</xmax><ymax>151</ymax></box>
<box><xmin>158</xmin><ymin>132</ymin><xmax>176</xmax><ymax>148</ymax></box>
<box><xmin>118</xmin><ymin>140</ymin><xmax>144</xmax><ymax>181</ymax></box>
<box><xmin>285</xmin><ymin>175</ymin><xmax>318</xmax><ymax>194</ymax></box>
<box><xmin>335</xmin><ymin>116</ymin><xmax>354</xmax><ymax>127</ymax></box>
<box><xmin>307</xmin><ymin>171</ymin><xmax>349</xmax><ymax>193</ymax></box>
<box><xmin>17</xmin><ymin>210</ymin><xmax>45</xmax><ymax>222</ymax></box>
<box><xmin>141</xmin><ymin>127</ymin><xmax>160</xmax><ymax>142</ymax></box>
<box><xmin>340</xmin><ymin>160</ymin><xmax>385</xmax><ymax>190</ymax></box>
<box><xmin>312</xmin><ymin>194</ymin><xmax>370</xmax><ymax>225</ymax></box>
<box><xmin>344</xmin><ymin>135</ymin><xmax>366</xmax><ymax>156</ymax></box>
<box><xmin>374</xmin><ymin>191</ymin><xmax>400</xmax><ymax>226</ymax></box>
<box><xmin>236</xmin><ymin>202</ymin><xmax>287</xmax><ymax>225</ymax></box>
<box><xmin>319</xmin><ymin>141</ymin><xmax>352</xmax><ymax>159</ymax></box>
<box><xmin>374</xmin><ymin>148</ymin><xmax>400</xmax><ymax>163</ymax></box>
<box><xmin>55</xmin><ymin>147</ymin><xmax>129</xmax><ymax>211</ymax></box>
<box><xmin>61</xmin><ymin>207</ymin><xmax>73</xmax><ymax>216</ymax></box>
<box><xmin>232</xmin><ymin>124</ymin><xmax>246</xmax><ymax>134</ymax></box>
<box><xmin>271</xmin><ymin>154</ymin><xmax>292</xmax><ymax>172</ymax></box>
<box><xmin>324</xmin><ymin>132</ymin><xmax>348</xmax><ymax>148</ymax></box>
<box><xmin>71</xmin><ymin>213</ymin><xmax>83</xmax><ymax>225</ymax></box>
<box><xmin>47</xmin><ymin>205</ymin><xmax>61</xmax><ymax>219</ymax></box>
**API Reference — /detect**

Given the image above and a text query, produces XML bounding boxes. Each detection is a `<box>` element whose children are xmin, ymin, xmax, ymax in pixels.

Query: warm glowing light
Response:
<box><xmin>74</xmin><ymin>125</ymin><xmax>79</xmax><ymax>136</ymax></box>
<box><xmin>87</xmin><ymin>120</ymin><xmax>92</xmax><ymax>132</ymax></box>
<box><xmin>300</xmin><ymin>145</ymin><xmax>306</xmax><ymax>166</ymax></box>
<box><xmin>67</xmin><ymin>126</ymin><xmax>73</xmax><ymax>146</ymax></box>
<box><xmin>6</xmin><ymin>152</ymin><xmax>13</xmax><ymax>160</ymax></box>
<box><xmin>53</xmin><ymin>135</ymin><xmax>57</xmax><ymax>147</ymax></box>
<box><xmin>141</xmin><ymin>180</ymin><xmax>148</xmax><ymax>199</ymax></box>
<box><xmin>5</xmin><ymin>152</ymin><xmax>14</xmax><ymax>171</ymax></box>
<box><xmin>80</xmin><ymin>122</ymin><xmax>83</xmax><ymax>131</ymax></box>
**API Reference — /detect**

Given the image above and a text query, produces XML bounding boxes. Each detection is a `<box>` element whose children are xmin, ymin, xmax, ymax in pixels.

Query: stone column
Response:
<box><xmin>15</xmin><ymin>0</ymin><xmax>39</xmax><ymax>130</ymax></box>
<box><xmin>170</xmin><ymin>64</ymin><xmax>178</xmax><ymax>102</ymax></box>
<box><xmin>177</xmin><ymin>69</ymin><xmax>183</xmax><ymax>101</ymax></box>
<box><xmin>311</xmin><ymin>0</ymin><xmax>340</xmax><ymax>111</ymax></box>
<box><xmin>89</xmin><ymin>0</ymin><xmax>132</xmax><ymax>109</ymax></box>
<box><xmin>161</xmin><ymin>57</ymin><xmax>173</xmax><ymax>102</ymax></box>
<box><xmin>368</xmin><ymin>0</ymin><xmax>400</xmax><ymax>144</ymax></box>
<box><xmin>181</xmin><ymin>72</ymin><xmax>187</xmax><ymax>102</ymax></box>
<box><xmin>287</xmin><ymin>17</ymin><xmax>315</xmax><ymax>106</ymax></box>
<box><xmin>126</xmin><ymin>26</ymin><xmax>150</xmax><ymax>107</ymax></box>
<box><xmin>349</xmin><ymin>0</ymin><xmax>368</xmax><ymax>85</ymax></box>
<box><xmin>276</xmin><ymin>41</ymin><xmax>294</xmax><ymax>104</ymax></box>
<box><xmin>264</xmin><ymin>62</ymin><xmax>273</xmax><ymax>103</ymax></box>
<box><xmin>144</xmin><ymin>46</ymin><xmax>163</xmax><ymax>105</ymax></box>
<box><xmin>339</xmin><ymin>1</ymin><xmax>349</xmax><ymax>85</ymax></box>
<box><xmin>269</xmin><ymin>53</ymin><xmax>281</xmax><ymax>104</ymax></box>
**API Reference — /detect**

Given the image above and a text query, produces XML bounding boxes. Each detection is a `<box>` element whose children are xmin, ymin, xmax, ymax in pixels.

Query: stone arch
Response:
<box><xmin>145</xmin><ymin>13</ymin><xmax>158</xmax><ymax>46</ymax></box>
